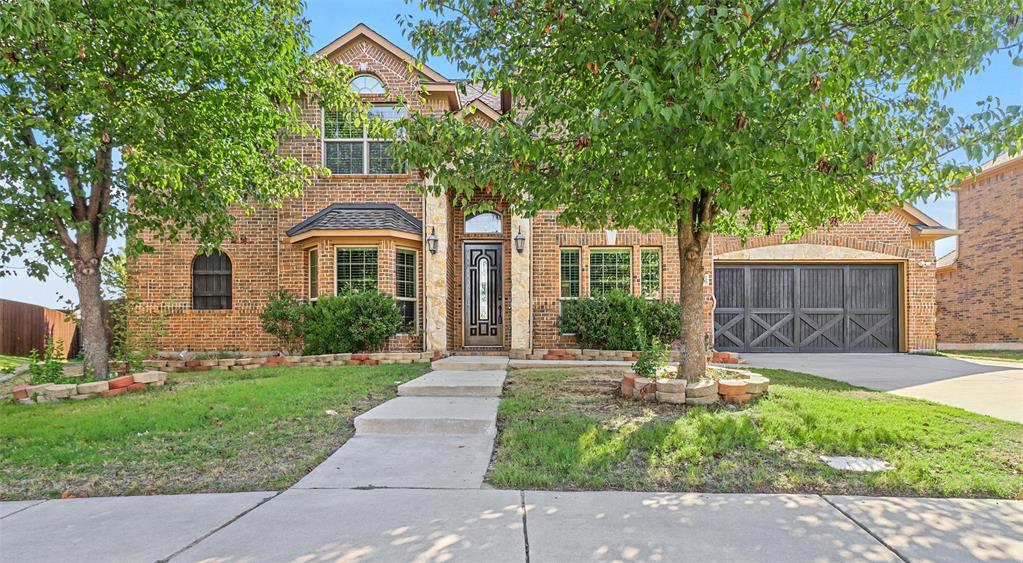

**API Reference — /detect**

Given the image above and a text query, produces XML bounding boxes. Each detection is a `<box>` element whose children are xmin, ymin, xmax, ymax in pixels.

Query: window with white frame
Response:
<box><xmin>640</xmin><ymin>248</ymin><xmax>661</xmax><ymax>298</ymax></box>
<box><xmin>324</xmin><ymin>106</ymin><xmax>406</xmax><ymax>175</ymax></box>
<box><xmin>336</xmin><ymin>247</ymin><xmax>378</xmax><ymax>293</ymax></box>
<box><xmin>396</xmin><ymin>248</ymin><xmax>417</xmax><ymax>332</ymax></box>
<box><xmin>589</xmin><ymin>248</ymin><xmax>631</xmax><ymax>297</ymax></box>
<box><xmin>349</xmin><ymin>74</ymin><xmax>385</xmax><ymax>94</ymax></box>
<box><xmin>559</xmin><ymin>248</ymin><xmax>581</xmax><ymax>333</ymax></box>
<box><xmin>465</xmin><ymin>211</ymin><xmax>502</xmax><ymax>234</ymax></box>
<box><xmin>308</xmin><ymin>248</ymin><xmax>319</xmax><ymax>302</ymax></box>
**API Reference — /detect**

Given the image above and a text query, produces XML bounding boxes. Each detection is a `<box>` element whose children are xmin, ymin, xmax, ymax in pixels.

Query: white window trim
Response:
<box><xmin>308</xmin><ymin>247</ymin><xmax>319</xmax><ymax>303</ymax></box>
<box><xmin>334</xmin><ymin>245</ymin><xmax>380</xmax><ymax>295</ymax></box>
<box><xmin>559</xmin><ymin>247</ymin><xmax>582</xmax><ymax>335</ymax></box>
<box><xmin>588</xmin><ymin>247</ymin><xmax>632</xmax><ymax>297</ymax></box>
<box><xmin>640</xmin><ymin>247</ymin><xmax>662</xmax><ymax>299</ymax></box>
<box><xmin>322</xmin><ymin>105</ymin><xmax>405</xmax><ymax>176</ymax></box>
<box><xmin>464</xmin><ymin>210</ymin><xmax>503</xmax><ymax>234</ymax></box>
<box><xmin>395</xmin><ymin>247</ymin><xmax>419</xmax><ymax>335</ymax></box>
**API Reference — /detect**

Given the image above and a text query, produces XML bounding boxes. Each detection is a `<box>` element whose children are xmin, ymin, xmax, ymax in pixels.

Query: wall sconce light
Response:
<box><xmin>514</xmin><ymin>226</ymin><xmax>526</xmax><ymax>253</ymax></box>
<box><xmin>427</xmin><ymin>226</ymin><xmax>439</xmax><ymax>254</ymax></box>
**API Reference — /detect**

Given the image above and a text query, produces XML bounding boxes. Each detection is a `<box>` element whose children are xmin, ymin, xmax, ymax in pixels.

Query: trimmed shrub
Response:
<box><xmin>302</xmin><ymin>290</ymin><xmax>403</xmax><ymax>354</ymax></box>
<box><xmin>259</xmin><ymin>289</ymin><xmax>306</xmax><ymax>353</ymax></box>
<box><xmin>558</xmin><ymin>291</ymin><xmax>681</xmax><ymax>350</ymax></box>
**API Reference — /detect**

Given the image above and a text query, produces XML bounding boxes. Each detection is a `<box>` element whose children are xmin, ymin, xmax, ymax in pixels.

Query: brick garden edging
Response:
<box><xmin>621</xmin><ymin>367</ymin><xmax>769</xmax><ymax>407</ymax></box>
<box><xmin>10</xmin><ymin>371</ymin><xmax>167</xmax><ymax>405</ymax></box>
<box><xmin>140</xmin><ymin>351</ymin><xmax>437</xmax><ymax>373</ymax></box>
<box><xmin>511</xmin><ymin>348</ymin><xmax>742</xmax><ymax>365</ymax></box>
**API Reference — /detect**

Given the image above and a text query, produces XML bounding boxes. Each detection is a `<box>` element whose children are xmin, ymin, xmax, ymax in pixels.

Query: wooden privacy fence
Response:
<box><xmin>0</xmin><ymin>299</ymin><xmax>80</xmax><ymax>359</ymax></box>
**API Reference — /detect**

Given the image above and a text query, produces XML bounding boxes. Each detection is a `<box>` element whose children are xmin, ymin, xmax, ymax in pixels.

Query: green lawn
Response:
<box><xmin>0</xmin><ymin>354</ymin><xmax>29</xmax><ymax>373</ymax></box>
<box><xmin>488</xmin><ymin>368</ymin><xmax>1023</xmax><ymax>499</ymax></box>
<box><xmin>0</xmin><ymin>363</ymin><xmax>428</xmax><ymax>500</ymax></box>
<box><xmin>940</xmin><ymin>350</ymin><xmax>1023</xmax><ymax>363</ymax></box>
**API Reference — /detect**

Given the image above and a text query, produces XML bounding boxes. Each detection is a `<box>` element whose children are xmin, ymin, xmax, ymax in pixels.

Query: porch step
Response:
<box><xmin>354</xmin><ymin>396</ymin><xmax>499</xmax><ymax>435</ymax></box>
<box><xmin>398</xmin><ymin>370</ymin><xmax>506</xmax><ymax>397</ymax></box>
<box><xmin>431</xmin><ymin>355</ymin><xmax>509</xmax><ymax>371</ymax></box>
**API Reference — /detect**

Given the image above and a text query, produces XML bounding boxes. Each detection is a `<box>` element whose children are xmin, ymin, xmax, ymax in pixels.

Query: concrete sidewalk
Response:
<box><xmin>2</xmin><ymin>489</ymin><xmax>1021</xmax><ymax>562</ymax></box>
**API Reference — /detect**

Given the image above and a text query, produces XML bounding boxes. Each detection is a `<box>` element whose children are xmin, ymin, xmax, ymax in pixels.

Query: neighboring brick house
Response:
<box><xmin>936</xmin><ymin>153</ymin><xmax>1023</xmax><ymax>349</ymax></box>
<box><xmin>130</xmin><ymin>24</ymin><xmax>955</xmax><ymax>355</ymax></box>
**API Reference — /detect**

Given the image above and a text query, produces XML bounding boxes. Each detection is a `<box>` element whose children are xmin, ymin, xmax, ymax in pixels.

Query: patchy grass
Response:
<box><xmin>0</xmin><ymin>355</ymin><xmax>29</xmax><ymax>373</ymax></box>
<box><xmin>0</xmin><ymin>363</ymin><xmax>428</xmax><ymax>500</ymax></box>
<box><xmin>940</xmin><ymin>350</ymin><xmax>1023</xmax><ymax>364</ymax></box>
<box><xmin>488</xmin><ymin>368</ymin><xmax>1023</xmax><ymax>499</ymax></box>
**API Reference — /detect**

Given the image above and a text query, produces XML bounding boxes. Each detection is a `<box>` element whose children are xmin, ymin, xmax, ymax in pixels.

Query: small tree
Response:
<box><xmin>0</xmin><ymin>1</ymin><xmax>360</xmax><ymax>377</ymax></box>
<box><xmin>398</xmin><ymin>0</ymin><xmax>1023</xmax><ymax>379</ymax></box>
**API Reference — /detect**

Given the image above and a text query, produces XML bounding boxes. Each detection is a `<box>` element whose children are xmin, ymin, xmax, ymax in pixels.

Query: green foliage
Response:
<box><xmin>302</xmin><ymin>291</ymin><xmax>404</xmax><ymax>355</ymax></box>
<box><xmin>26</xmin><ymin>340</ymin><xmax>68</xmax><ymax>385</ymax></box>
<box><xmin>0</xmin><ymin>1</ymin><xmax>360</xmax><ymax>376</ymax></box>
<box><xmin>399</xmin><ymin>0</ymin><xmax>1023</xmax><ymax>378</ymax></box>
<box><xmin>633</xmin><ymin>336</ymin><xmax>670</xmax><ymax>380</ymax></box>
<box><xmin>558</xmin><ymin>291</ymin><xmax>681</xmax><ymax>350</ymax></box>
<box><xmin>260</xmin><ymin>289</ymin><xmax>307</xmax><ymax>353</ymax></box>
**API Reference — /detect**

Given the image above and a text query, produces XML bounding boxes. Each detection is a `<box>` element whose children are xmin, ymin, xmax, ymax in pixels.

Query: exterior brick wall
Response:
<box><xmin>129</xmin><ymin>36</ymin><xmax>437</xmax><ymax>353</ymax></box>
<box><xmin>937</xmin><ymin>158</ymin><xmax>1023</xmax><ymax>345</ymax></box>
<box><xmin>532</xmin><ymin>210</ymin><xmax>938</xmax><ymax>352</ymax></box>
<box><xmin>128</xmin><ymin>26</ymin><xmax>946</xmax><ymax>355</ymax></box>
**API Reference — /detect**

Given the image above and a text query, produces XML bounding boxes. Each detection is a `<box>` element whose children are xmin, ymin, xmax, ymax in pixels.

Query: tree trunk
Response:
<box><xmin>676</xmin><ymin>208</ymin><xmax>711</xmax><ymax>381</ymax></box>
<box><xmin>74</xmin><ymin>264</ymin><xmax>110</xmax><ymax>378</ymax></box>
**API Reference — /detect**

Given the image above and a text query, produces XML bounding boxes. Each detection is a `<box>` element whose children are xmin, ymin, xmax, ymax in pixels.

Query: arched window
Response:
<box><xmin>192</xmin><ymin>251</ymin><xmax>232</xmax><ymax>310</ymax></box>
<box><xmin>349</xmin><ymin>74</ymin><xmax>385</xmax><ymax>94</ymax></box>
<box><xmin>465</xmin><ymin>211</ymin><xmax>502</xmax><ymax>234</ymax></box>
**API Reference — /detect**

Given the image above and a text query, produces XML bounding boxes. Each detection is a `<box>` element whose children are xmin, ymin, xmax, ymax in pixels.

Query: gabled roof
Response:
<box><xmin>316</xmin><ymin>23</ymin><xmax>448</xmax><ymax>83</ymax></box>
<box><xmin>286</xmin><ymin>203</ymin><xmax>422</xmax><ymax>237</ymax></box>
<box><xmin>895</xmin><ymin>203</ymin><xmax>958</xmax><ymax>240</ymax></box>
<box><xmin>957</xmin><ymin>152</ymin><xmax>1023</xmax><ymax>188</ymax></box>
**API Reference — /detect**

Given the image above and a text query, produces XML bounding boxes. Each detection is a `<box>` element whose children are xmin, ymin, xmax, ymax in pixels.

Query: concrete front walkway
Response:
<box><xmin>743</xmin><ymin>353</ymin><xmax>1023</xmax><ymax>422</ymax></box>
<box><xmin>293</xmin><ymin>356</ymin><xmax>508</xmax><ymax>490</ymax></box>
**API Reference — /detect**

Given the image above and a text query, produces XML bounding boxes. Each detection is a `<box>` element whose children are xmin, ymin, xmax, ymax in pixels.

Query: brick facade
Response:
<box><xmin>129</xmin><ymin>24</ymin><xmax>948</xmax><ymax>355</ymax></box>
<box><xmin>936</xmin><ymin>156</ymin><xmax>1023</xmax><ymax>346</ymax></box>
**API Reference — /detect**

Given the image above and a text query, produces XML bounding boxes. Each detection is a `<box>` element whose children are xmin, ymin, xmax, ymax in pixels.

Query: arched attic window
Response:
<box><xmin>349</xmin><ymin>74</ymin><xmax>385</xmax><ymax>95</ymax></box>
<box><xmin>465</xmin><ymin>211</ymin><xmax>502</xmax><ymax>234</ymax></box>
<box><xmin>192</xmin><ymin>251</ymin><xmax>232</xmax><ymax>310</ymax></box>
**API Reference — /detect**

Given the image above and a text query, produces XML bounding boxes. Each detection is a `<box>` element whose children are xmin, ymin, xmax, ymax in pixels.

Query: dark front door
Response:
<box><xmin>714</xmin><ymin>264</ymin><xmax>899</xmax><ymax>353</ymax></box>
<box><xmin>463</xmin><ymin>243</ymin><xmax>503</xmax><ymax>346</ymax></box>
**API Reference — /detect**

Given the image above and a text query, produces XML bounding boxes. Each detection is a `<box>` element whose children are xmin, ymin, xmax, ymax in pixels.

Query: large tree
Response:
<box><xmin>398</xmin><ymin>1</ymin><xmax>1023</xmax><ymax>379</ymax></box>
<box><xmin>0</xmin><ymin>1</ymin><xmax>359</xmax><ymax>376</ymax></box>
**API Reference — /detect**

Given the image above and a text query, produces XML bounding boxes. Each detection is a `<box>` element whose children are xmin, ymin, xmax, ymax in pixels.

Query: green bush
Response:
<box><xmin>633</xmin><ymin>335</ymin><xmax>670</xmax><ymax>379</ymax></box>
<box><xmin>27</xmin><ymin>339</ymin><xmax>69</xmax><ymax>385</ymax></box>
<box><xmin>259</xmin><ymin>289</ymin><xmax>307</xmax><ymax>353</ymax></box>
<box><xmin>302</xmin><ymin>290</ymin><xmax>403</xmax><ymax>355</ymax></box>
<box><xmin>558</xmin><ymin>291</ymin><xmax>681</xmax><ymax>350</ymax></box>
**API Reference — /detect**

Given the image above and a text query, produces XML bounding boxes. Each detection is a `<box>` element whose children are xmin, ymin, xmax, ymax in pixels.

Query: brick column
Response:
<box><xmin>510</xmin><ymin>215</ymin><xmax>531</xmax><ymax>351</ymax></box>
<box><xmin>423</xmin><ymin>189</ymin><xmax>449</xmax><ymax>353</ymax></box>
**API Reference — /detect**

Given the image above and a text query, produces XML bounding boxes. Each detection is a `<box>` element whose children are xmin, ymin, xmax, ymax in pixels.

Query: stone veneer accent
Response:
<box><xmin>510</xmin><ymin>215</ymin><xmax>532</xmax><ymax>350</ymax></box>
<box><xmin>424</xmin><ymin>189</ymin><xmax>449</xmax><ymax>351</ymax></box>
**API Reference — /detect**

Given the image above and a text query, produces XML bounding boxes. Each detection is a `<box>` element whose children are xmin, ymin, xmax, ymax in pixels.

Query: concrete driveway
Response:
<box><xmin>742</xmin><ymin>353</ymin><xmax>1023</xmax><ymax>423</ymax></box>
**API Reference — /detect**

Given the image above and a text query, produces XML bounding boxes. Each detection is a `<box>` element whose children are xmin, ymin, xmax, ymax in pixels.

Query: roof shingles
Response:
<box><xmin>286</xmin><ymin>203</ymin><xmax>422</xmax><ymax>237</ymax></box>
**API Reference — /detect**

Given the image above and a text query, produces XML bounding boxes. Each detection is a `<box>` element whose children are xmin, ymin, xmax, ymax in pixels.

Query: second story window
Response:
<box><xmin>324</xmin><ymin>106</ymin><xmax>406</xmax><ymax>175</ymax></box>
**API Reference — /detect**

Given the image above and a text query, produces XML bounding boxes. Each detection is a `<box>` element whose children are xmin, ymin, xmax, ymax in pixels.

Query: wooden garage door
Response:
<box><xmin>714</xmin><ymin>264</ymin><xmax>899</xmax><ymax>353</ymax></box>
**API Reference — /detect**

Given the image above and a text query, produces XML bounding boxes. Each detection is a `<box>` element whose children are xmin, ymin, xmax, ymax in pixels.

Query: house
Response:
<box><xmin>936</xmin><ymin>153</ymin><xmax>1023</xmax><ymax>349</ymax></box>
<box><xmin>129</xmin><ymin>24</ymin><xmax>956</xmax><ymax>355</ymax></box>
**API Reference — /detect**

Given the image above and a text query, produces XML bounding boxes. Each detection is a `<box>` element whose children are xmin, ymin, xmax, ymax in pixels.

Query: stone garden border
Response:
<box><xmin>621</xmin><ymin>366</ymin><xmax>770</xmax><ymax>407</ymax></box>
<box><xmin>10</xmin><ymin>371</ymin><xmax>167</xmax><ymax>405</ymax></box>
<box><xmin>511</xmin><ymin>348</ymin><xmax>742</xmax><ymax>364</ymax></box>
<box><xmin>139</xmin><ymin>351</ymin><xmax>437</xmax><ymax>373</ymax></box>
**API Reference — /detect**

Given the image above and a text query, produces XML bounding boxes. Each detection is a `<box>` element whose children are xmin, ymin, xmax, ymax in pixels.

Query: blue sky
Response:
<box><xmin>3</xmin><ymin>0</ymin><xmax>1021</xmax><ymax>308</ymax></box>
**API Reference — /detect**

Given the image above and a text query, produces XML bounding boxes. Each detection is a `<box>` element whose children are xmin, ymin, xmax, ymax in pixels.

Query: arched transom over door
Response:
<box><xmin>463</xmin><ymin>243</ymin><xmax>503</xmax><ymax>346</ymax></box>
